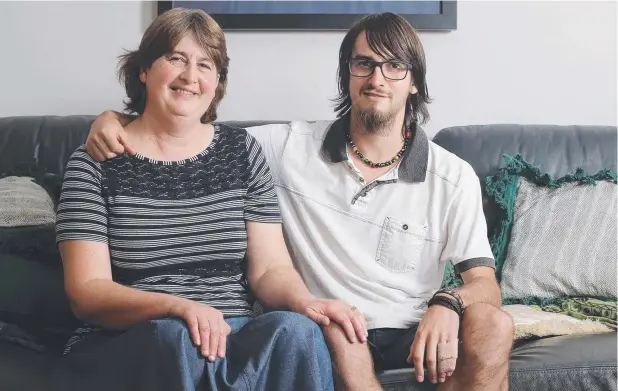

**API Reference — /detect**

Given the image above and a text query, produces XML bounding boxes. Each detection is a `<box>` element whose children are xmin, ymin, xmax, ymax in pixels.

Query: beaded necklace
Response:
<box><xmin>346</xmin><ymin>128</ymin><xmax>412</xmax><ymax>168</ymax></box>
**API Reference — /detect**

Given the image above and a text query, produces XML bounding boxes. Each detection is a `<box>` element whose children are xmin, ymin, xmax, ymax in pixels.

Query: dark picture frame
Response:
<box><xmin>157</xmin><ymin>1</ymin><xmax>457</xmax><ymax>31</ymax></box>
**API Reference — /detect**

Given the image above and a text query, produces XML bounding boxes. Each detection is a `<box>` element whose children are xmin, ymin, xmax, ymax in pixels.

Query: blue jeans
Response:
<box><xmin>49</xmin><ymin>311</ymin><xmax>334</xmax><ymax>391</ymax></box>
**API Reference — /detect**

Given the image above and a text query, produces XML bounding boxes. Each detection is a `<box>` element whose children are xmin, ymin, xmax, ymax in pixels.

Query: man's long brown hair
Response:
<box><xmin>334</xmin><ymin>13</ymin><xmax>431</xmax><ymax>128</ymax></box>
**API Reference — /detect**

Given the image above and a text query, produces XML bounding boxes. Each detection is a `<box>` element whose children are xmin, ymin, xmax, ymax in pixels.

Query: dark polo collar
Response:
<box><xmin>320</xmin><ymin>115</ymin><xmax>429</xmax><ymax>183</ymax></box>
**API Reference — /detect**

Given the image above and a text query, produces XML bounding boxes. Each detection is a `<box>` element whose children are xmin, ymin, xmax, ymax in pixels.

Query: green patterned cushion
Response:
<box><xmin>486</xmin><ymin>154</ymin><xmax>617</xmax><ymax>301</ymax></box>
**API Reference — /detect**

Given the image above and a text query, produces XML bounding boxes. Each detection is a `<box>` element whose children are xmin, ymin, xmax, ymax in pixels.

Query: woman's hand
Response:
<box><xmin>169</xmin><ymin>299</ymin><xmax>231</xmax><ymax>362</ymax></box>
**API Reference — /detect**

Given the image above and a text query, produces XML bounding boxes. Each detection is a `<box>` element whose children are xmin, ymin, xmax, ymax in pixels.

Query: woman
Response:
<box><xmin>51</xmin><ymin>8</ymin><xmax>364</xmax><ymax>391</ymax></box>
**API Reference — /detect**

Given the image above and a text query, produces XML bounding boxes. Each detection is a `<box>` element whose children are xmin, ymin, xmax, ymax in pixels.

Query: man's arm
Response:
<box><xmin>449</xmin><ymin>266</ymin><xmax>501</xmax><ymax>308</ymax></box>
<box><xmin>86</xmin><ymin>111</ymin><xmax>137</xmax><ymax>161</ymax></box>
<box><xmin>409</xmin><ymin>159</ymin><xmax>507</xmax><ymax>383</ymax></box>
<box><xmin>440</xmin><ymin>163</ymin><xmax>500</xmax><ymax>307</ymax></box>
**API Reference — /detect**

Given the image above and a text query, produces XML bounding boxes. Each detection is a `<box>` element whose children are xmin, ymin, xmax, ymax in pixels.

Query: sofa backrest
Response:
<box><xmin>432</xmin><ymin>124</ymin><xmax>617</xmax><ymax>235</ymax></box>
<box><xmin>1</xmin><ymin>116</ymin><xmax>616</xmax><ymax>237</ymax></box>
<box><xmin>0</xmin><ymin>115</ymin><xmax>286</xmax><ymax>178</ymax></box>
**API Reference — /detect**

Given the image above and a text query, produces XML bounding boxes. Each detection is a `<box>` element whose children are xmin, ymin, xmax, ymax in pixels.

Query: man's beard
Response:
<box><xmin>353</xmin><ymin>105</ymin><xmax>397</xmax><ymax>136</ymax></box>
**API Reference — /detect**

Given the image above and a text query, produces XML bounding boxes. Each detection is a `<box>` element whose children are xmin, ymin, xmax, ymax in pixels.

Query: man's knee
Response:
<box><xmin>322</xmin><ymin>322</ymin><xmax>373</xmax><ymax>359</ymax></box>
<box><xmin>461</xmin><ymin>304</ymin><xmax>514</xmax><ymax>365</ymax></box>
<box><xmin>322</xmin><ymin>322</ymin><xmax>348</xmax><ymax>346</ymax></box>
<box><xmin>463</xmin><ymin>304</ymin><xmax>514</xmax><ymax>340</ymax></box>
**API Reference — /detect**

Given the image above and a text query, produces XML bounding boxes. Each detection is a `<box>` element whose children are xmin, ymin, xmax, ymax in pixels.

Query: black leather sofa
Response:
<box><xmin>0</xmin><ymin>115</ymin><xmax>616</xmax><ymax>391</ymax></box>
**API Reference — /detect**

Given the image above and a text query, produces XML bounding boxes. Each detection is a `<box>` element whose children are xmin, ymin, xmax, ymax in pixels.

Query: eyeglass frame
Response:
<box><xmin>348</xmin><ymin>58</ymin><xmax>413</xmax><ymax>81</ymax></box>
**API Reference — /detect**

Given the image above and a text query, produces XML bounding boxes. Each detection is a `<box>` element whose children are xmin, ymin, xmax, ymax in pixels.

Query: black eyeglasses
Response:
<box><xmin>348</xmin><ymin>59</ymin><xmax>412</xmax><ymax>81</ymax></box>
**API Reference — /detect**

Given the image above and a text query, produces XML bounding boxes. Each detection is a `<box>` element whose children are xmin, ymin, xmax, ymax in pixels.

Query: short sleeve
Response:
<box><xmin>55</xmin><ymin>147</ymin><xmax>108</xmax><ymax>244</ymax></box>
<box><xmin>439</xmin><ymin>164</ymin><xmax>495</xmax><ymax>274</ymax></box>
<box><xmin>244</xmin><ymin>134</ymin><xmax>282</xmax><ymax>223</ymax></box>
<box><xmin>246</xmin><ymin>123</ymin><xmax>291</xmax><ymax>183</ymax></box>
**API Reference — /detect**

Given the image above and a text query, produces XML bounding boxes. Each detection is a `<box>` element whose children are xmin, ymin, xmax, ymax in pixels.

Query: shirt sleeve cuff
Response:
<box><xmin>454</xmin><ymin>257</ymin><xmax>495</xmax><ymax>274</ymax></box>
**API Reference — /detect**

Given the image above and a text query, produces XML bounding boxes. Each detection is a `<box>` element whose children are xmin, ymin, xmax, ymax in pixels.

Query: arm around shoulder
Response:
<box><xmin>85</xmin><ymin>110</ymin><xmax>137</xmax><ymax>161</ymax></box>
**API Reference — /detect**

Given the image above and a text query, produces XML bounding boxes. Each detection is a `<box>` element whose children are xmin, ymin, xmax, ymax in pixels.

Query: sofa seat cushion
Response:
<box><xmin>2</xmin><ymin>333</ymin><xmax>615</xmax><ymax>391</ymax></box>
<box><xmin>0</xmin><ymin>253</ymin><xmax>79</xmax><ymax>354</ymax></box>
<box><xmin>376</xmin><ymin>332</ymin><xmax>617</xmax><ymax>391</ymax></box>
<box><xmin>510</xmin><ymin>332</ymin><xmax>617</xmax><ymax>391</ymax></box>
<box><xmin>378</xmin><ymin>368</ymin><xmax>432</xmax><ymax>391</ymax></box>
<box><xmin>0</xmin><ymin>340</ymin><xmax>57</xmax><ymax>391</ymax></box>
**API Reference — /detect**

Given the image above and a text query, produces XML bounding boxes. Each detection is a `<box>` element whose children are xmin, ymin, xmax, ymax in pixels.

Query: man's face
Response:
<box><xmin>348</xmin><ymin>31</ymin><xmax>418</xmax><ymax>133</ymax></box>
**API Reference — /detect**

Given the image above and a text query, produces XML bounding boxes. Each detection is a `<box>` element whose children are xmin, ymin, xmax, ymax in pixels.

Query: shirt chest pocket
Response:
<box><xmin>376</xmin><ymin>217</ymin><xmax>428</xmax><ymax>273</ymax></box>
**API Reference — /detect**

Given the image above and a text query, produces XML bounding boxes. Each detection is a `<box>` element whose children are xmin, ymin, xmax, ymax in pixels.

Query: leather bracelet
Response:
<box><xmin>428</xmin><ymin>295</ymin><xmax>463</xmax><ymax>317</ymax></box>
<box><xmin>432</xmin><ymin>292</ymin><xmax>463</xmax><ymax>311</ymax></box>
<box><xmin>428</xmin><ymin>297</ymin><xmax>460</xmax><ymax>316</ymax></box>
<box><xmin>431</xmin><ymin>295</ymin><xmax>461</xmax><ymax>314</ymax></box>
<box><xmin>436</xmin><ymin>296</ymin><xmax>462</xmax><ymax>317</ymax></box>
<box><xmin>435</xmin><ymin>288</ymin><xmax>464</xmax><ymax>310</ymax></box>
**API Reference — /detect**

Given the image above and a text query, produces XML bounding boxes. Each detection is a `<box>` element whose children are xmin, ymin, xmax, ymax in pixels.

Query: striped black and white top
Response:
<box><xmin>55</xmin><ymin>124</ymin><xmax>281</xmax><ymax>353</ymax></box>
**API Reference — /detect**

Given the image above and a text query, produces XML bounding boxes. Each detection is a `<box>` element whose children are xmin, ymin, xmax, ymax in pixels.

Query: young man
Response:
<box><xmin>85</xmin><ymin>12</ymin><xmax>513</xmax><ymax>391</ymax></box>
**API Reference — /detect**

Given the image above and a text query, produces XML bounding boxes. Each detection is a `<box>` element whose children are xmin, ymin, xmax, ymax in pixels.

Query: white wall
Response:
<box><xmin>0</xmin><ymin>1</ymin><xmax>615</xmax><ymax>136</ymax></box>
<box><xmin>0</xmin><ymin>1</ymin><xmax>156</xmax><ymax>119</ymax></box>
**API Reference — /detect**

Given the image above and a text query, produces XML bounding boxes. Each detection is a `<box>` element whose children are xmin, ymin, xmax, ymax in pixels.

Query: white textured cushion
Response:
<box><xmin>503</xmin><ymin>304</ymin><xmax>612</xmax><ymax>340</ymax></box>
<box><xmin>0</xmin><ymin>176</ymin><xmax>55</xmax><ymax>227</ymax></box>
<box><xmin>500</xmin><ymin>178</ymin><xmax>617</xmax><ymax>299</ymax></box>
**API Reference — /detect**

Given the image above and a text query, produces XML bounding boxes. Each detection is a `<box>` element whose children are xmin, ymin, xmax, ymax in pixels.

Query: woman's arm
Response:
<box><xmin>245</xmin><ymin>222</ymin><xmax>368</xmax><ymax>343</ymax></box>
<box><xmin>61</xmin><ymin>240</ymin><xmax>231</xmax><ymax>360</ymax></box>
<box><xmin>57</xmin><ymin>148</ymin><xmax>175</xmax><ymax>328</ymax></box>
<box><xmin>244</xmin><ymin>222</ymin><xmax>314</xmax><ymax>313</ymax></box>
<box><xmin>60</xmin><ymin>240</ymin><xmax>181</xmax><ymax>329</ymax></box>
<box><xmin>242</xmin><ymin>134</ymin><xmax>367</xmax><ymax>342</ymax></box>
<box><xmin>56</xmin><ymin>148</ymin><xmax>230</xmax><ymax>360</ymax></box>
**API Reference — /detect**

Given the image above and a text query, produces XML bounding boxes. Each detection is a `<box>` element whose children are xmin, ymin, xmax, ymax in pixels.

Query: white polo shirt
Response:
<box><xmin>247</xmin><ymin>116</ymin><xmax>494</xmax><ymax>329</ymax></box>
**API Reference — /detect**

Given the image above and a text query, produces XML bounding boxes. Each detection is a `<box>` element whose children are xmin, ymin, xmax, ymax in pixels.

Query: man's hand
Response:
<box><xmin>85</xmin><ymin>111</ymin><xmax>136</xmax><ymax>162</ymax></box>
<box><xmin>295</xmin><ymin>298</ymin><xmax>368</xmax><ymax>343</ymax></box>
<box><xmin>408</xmin><ymin>304</ymin><xmax>459</xmax><ymax>384</ymax></box>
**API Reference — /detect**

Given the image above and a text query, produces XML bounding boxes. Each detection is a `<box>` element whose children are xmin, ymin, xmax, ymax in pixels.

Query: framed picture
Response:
<box><xmin>157</xmin><ymin>1</ymin><xmax>457</xmax><ymax>31</ymax></box>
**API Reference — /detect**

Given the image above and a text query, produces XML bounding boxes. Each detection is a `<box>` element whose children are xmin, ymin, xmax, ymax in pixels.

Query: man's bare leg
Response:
<box><xmin>322</xmin><ymin>323</ymin><xmax>384</xmax><ymax>391</ymax></box>
<box><xmin>437</xmin><ymin>303</ymin><xmax>514</xmax><ymax>391</ymax></box>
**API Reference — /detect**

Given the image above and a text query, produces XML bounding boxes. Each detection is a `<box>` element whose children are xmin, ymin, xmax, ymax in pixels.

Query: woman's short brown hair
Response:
<box><xmin>334</xmin><ymin>12</ymin><xmax>431</xmax><ymax>127</ymax></box>
<box><xmin>118</xmin><ymin>8</ymin><xmax>229</xmax><ymax>123</ymax></box>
